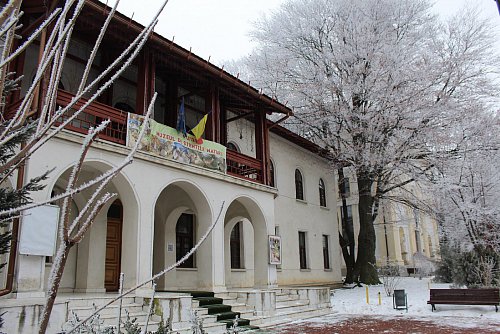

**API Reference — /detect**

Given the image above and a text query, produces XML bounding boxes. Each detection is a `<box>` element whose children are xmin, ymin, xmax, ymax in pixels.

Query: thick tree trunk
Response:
<box><xmin>354</xmin><ymin>174</ymin><xmax>380</xmax><ymax>284</ymax></box>
<box><xmin>339</xmin><ymin>233</ymin><xmax>355</xmax><ymax>284</ymax></box>
<box><xmin>338</xmin><ymin>168</ymin><xmax>356</xmax><ymax>284</ymax></box>
<box><xmin>39</xmin><ymin>244</ymin><xmax>71</xmax><ymax>334</ymax></box>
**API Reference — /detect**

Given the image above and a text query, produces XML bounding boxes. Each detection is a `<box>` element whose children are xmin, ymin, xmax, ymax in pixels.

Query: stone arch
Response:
<box><xmin>152</xmin><ymin>179</ymin><xmax>213</xmax><ymax>290</ymax></box>
<box><xmin>224</xmin><ymin>195</ymin><xmax>270</xmax><ymax>288</ymax></box>
<box><xmin>224</xmin><ymin>216</ymin><xmax>254</xmax><ymax>288</ymax></box>
<box><xmin>48</xmin><ymin>160</ymin><xmax>139</xmax><ymax>292</ymax></box>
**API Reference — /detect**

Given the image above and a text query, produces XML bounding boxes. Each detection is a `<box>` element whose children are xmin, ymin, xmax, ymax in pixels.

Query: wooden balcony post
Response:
<box><xmin>136</xmin><ymin>50</ymin><xmax>154</xmax><ymax>115</ymax></box>
<box><xmin>255</xmin><ymin>109</ymin><xmax>269</xmax><ymax>184</ymax></box>
<box><xmin>206</xmin><ymin>84</ymin><xmax>221</xmax><ymax>143</ymax></box>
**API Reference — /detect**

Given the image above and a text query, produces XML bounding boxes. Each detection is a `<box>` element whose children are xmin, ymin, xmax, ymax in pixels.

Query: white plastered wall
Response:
<box><xmin>269</xmin><ymin>132</ymin><xmax>342</xmax><ymax>285</ymax></box>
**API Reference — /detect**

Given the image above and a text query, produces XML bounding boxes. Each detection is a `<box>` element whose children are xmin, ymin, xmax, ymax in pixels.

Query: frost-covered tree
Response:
<box><xmin>0</xmin><ymin>1</ymin><xmax>169</xmax><ymax>332</ymax></box>
<box><xmin>433</xmin><ymin>111</ymin><xmax>500</xmax><ymax>254</ymax></box>
<box><xmin>241</xmin><ymin>0</ymin><xmax>498</xmax><ymax>283</ymax></box>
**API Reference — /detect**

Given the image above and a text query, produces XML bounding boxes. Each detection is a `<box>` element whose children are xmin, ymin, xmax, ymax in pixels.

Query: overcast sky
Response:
<box><xmin>105</xmin><ymin>0</ymin><xmax>499</xmax><ymax>65</ymax></box>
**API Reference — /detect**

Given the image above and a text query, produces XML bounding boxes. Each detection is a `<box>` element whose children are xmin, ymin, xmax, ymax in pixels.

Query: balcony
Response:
<box><xmin>54</xmin><ymin>90</ymin><xmax>265</xmax><ymax>184</ymax></box>
<box><xmin>226</xmin><ymin>150</ymin><xmax>263</xmax><ymax>184</ymax></box>
<box><xmin>55</xmin><ymin>89</ymin><xmax>127</xmax><ymax>145</ymax></box>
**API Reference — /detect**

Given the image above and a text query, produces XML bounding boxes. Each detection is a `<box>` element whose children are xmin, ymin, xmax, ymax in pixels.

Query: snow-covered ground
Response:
<box><xmin>307</xmin><ymin>277</ymin><xmax>500</xmax><ymax>329</ymax></box>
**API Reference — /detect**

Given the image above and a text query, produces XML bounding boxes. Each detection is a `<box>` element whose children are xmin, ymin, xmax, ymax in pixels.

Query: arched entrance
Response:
<box><xmin>224</xmin><ymin>197</ymin><xmax>271</xmax><ymax>288</ymax></box>
<box><xmin>152</xmin><ymin>181</ymin><xmax>212</xmax><ymax>291</ymax></box>
<box><xmin>47</xmin><ymin>161</ymin><xmax>138</xmax><ymax>292</ymax></box>
<box><xmin>105</xmin><ymin>200</ymin><xmax>123</xmax><ymax>291</ymax></box>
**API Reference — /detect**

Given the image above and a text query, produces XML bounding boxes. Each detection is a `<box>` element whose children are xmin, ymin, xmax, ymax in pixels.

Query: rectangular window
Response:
<box><xmin>176</xmin><ymin>213</ymin><xmax>194</xmax><ymax>268</ymax></box>
<box><xmin>322</xmin><ymin>235</ymin><xmax>330</xmax><ymax>269</ymax></box>
<box><xmin>298</xmin><ymin>231</ymin><xmax>307</xmax><ymax>269</ymax></box>
<box><xmin>230</xmin><ymin>222</ymin><xmax>242</xmax><ymax>269</ymax></box>
<box><xmin>275</xmin><ymin>226</ymin><xmax>282</xmax><ymax>270</ymax></box>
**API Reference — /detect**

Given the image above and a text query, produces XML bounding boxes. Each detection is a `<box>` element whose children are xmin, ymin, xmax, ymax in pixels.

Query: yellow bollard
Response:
<box><xmin>366</xmin><ymin>286</ymin><xmax>369</xmax><ymax>304</ymax></box>
<box><xmin>378</xmin><ymin>291</ymin><xmax>381</xmax><ymax>305</ymax></box>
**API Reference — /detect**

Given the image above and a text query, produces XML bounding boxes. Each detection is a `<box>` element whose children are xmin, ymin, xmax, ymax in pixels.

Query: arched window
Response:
<box><xmin>176</xmin><ymin>213</ymin><xmax>195</xmax><ymax>268</ymax></box>
<box><xmin>226</xmin><ymin>142</ymin><xmax>240</xmax><ymax>174</ymax></box>
<box><xmin>269</xmin><ymin>159</ymin><xmax>275</xmax><ymax>188</ymax></box>
<box><xmin>230</xmin><ymin>222</ymin><xmax>243</xmax><ymax>269</ymax></box>
<box><xmin>227</xmin><ymin>142</ymin><xmax>239</xmax><ymax>152</ymax></box>
<box><xmin>295</xmin><ymin>169</ymin><xmax>304</xmax><ymax>200</ymax></box>
<box><xmin>319</xmin><ymin>178</ymin><xmax>326</xmax><ymax>207</ymax></box>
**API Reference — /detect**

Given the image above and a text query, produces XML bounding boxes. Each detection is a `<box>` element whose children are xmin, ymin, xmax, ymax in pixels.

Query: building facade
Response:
<box><xmin>0</xmin><ymin>1</ymin><xmax>340</xmax><ymax>331</ymax></box>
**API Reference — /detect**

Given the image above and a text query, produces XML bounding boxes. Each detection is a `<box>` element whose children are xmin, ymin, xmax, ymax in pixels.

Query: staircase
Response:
<box><xmin>245</xmin><ymin>288</ymin><xmax>331</xmax><ymax>328</ymax></box>
<box><xmin>65</xmin><ymin>295</ymin><xmax>161</xmax><ymax>332</ymax></box>
<box><xmin>190</xmin><ymin>291</ymin><xmax>259</xmax><ymax>332</ymax></box>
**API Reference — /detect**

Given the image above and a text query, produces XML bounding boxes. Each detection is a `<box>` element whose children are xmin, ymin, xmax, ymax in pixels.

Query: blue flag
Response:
<box><xmin>176</xmin><ymin>97</ymin><xmax>187</xmax><ymax>137</ymax></box>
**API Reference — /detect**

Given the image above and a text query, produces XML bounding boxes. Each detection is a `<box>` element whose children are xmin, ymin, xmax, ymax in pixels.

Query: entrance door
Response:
<box><xmin>105</xmin><ymin>200</ymin><xmax>123</xmax><ymax>291</ymax></box>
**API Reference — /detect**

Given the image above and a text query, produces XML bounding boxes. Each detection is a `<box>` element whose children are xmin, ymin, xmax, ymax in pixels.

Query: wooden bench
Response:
<box><xmin>427</xmin><ymin>288</ymin><xmax>500</xmax><ymax>312</ymax></box>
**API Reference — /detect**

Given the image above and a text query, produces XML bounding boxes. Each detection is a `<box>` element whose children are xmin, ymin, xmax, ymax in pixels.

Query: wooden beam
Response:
<box><xmin>226</xmin><ymin>111</ymin><xmax>254</xmax><ymax>123</ymax></box>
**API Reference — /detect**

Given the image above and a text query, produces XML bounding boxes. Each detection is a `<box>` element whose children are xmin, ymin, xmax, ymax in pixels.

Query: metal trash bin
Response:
<box><xmin>393</xmin><ymin>289</ymin><xmax>408</xmax><ymax>311</ymax></box>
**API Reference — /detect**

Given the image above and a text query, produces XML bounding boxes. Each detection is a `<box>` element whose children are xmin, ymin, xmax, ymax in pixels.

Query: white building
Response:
<box><xmin>0</xmin><ymin>1</ymin><xmax>340</xmax><ymax>332</ymax></box>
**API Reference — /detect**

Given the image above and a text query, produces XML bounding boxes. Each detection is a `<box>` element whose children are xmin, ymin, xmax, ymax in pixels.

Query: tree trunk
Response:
<box><xmin>38</xmin><ymin>244</ymin><xmax>71</xmax><ymax>334</ymax></box>
<box><xmin>354</xmin><ymin>174</ymin><xmax>380</xmax><ymax>284</ymax></box>
<box><xmin>339</xmin><ymin>233</ymin><xmax>355</xmax><ymax>284</ymax></box>
<box><xmin>338</xmin><ymin>168</ymin><xmax>356</xmax><ymax>284</ymax></box>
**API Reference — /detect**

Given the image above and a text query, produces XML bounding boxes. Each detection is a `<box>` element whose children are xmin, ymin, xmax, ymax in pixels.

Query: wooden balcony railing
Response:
<box><xmin>55</xmin><ymin>89</ymin><xmax>127</xmax><ymax>145</ymax></box>
<box><xmin>226</xmin><ymin>150</ymin><xmax>263</xmax><ymax>184</ymax></box>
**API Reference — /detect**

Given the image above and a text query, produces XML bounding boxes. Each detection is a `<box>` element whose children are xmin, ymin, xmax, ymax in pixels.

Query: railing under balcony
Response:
<box><xmin>55</xmin><ymin>89</ymin><xmax>128</xmax><ymax>145</ymax></box>
<box><xmin>226</xmin><ymin>150</ymin><xmax>263</xmax><ymax>184</ymax></box>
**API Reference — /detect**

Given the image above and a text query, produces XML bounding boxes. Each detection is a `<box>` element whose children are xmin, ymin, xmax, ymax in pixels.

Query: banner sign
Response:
<box><xmin>126</xmin><ymin>113</ymin><xmax>226</xmax><ymax>173</ymax></box>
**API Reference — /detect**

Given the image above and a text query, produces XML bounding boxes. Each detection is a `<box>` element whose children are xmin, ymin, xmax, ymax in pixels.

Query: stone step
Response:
<box><xmin>194</xmin><ymin>296</ymin><xmax>224</xmax><ymax>306</ymax></box>
<box><xmin>276</xmin><ymin>298</ymin><xmax>309</xmax><ymax>309</ymax></box>
<box><xmin>251</xmin><ymin>307</ymin><xmax>331</xmax><ymax>327</ymax></box>
<box><xmin>70</xmin><ymin>303</ymin><xmax>145</xmax><ymax>317</ymax></box>
<box><xmin>276</xmin><ymin>293</ymin><xmax>300</xmax><ymax>302</ymax></box>
<box><xmin>216</xmin><ymin>311</ymin><xmax>241</xmax><ymax>321</ymax></box>
<box><xmin>65</xmin><ymin>296</ymin><xmax>138</xmax><ymax>308</ymax></box>
<box><xmin>201</xmin><ymin>321</ymin><xmax>230</xmax><ymax>333</ymax></box>
<box><xmin>204</xmin><ymin>303</ymin><xmax>233</xmax><ymax>314</ymax></box>
<box><xmin>197</xmin><ymin>312</ymin><xmax>218</xmax><ymax>324</ymax></box>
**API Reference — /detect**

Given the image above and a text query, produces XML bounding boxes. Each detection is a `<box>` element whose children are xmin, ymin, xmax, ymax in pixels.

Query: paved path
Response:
<box><xmin>264</xmin><ymin>315</ymin><xmax>500</xmax><ymax>333</ymax></box>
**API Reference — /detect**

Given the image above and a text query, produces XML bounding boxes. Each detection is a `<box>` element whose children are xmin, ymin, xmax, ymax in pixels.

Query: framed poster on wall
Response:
<box><xmin>268</xmin><ymin>235</ymin><xmax>282</xmax><ymax>265</ymax></box>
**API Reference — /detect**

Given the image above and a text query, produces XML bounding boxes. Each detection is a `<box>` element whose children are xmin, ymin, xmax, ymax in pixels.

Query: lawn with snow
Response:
<box><xmin>310</xmin><ymin>277</ymin><xmax>500</xmax><ymax>329</ymax></box>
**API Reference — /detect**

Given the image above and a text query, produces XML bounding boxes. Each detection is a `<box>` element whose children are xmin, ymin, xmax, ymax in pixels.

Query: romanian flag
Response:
<box><xmin>191</xmin><ymin>111</ymin><xmax>210</xmax><ymax>144</ymax></box>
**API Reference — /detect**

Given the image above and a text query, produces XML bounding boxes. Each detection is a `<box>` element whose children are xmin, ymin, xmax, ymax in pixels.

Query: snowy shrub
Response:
<box><xmin>445</xmin><ymin>247</ymin><xmax>500</xmax><ymax>288</ymax></box>
<box><xmin>378</xmin><ymin>263</ymin><xmax>402</xmax><ymax>296</ymax></box>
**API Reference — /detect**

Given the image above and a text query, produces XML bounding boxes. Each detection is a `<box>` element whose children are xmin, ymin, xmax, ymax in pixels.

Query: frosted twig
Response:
<box><xmin>77</xmin><ymin>0</ymin><xmax>120</xmax><ymax>94</ymax></box>
<box><xmin>141</xmin><ymin>282</ymin><xmax>156</xmax><ymax>334</ymax></box>
<box><xmin>0</xmin><ymin>8</ymin><xmax>61</xmax><ymax>69</ymax></box>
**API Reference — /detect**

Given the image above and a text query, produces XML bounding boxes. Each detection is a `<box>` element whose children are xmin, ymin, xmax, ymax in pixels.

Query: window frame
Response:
<box><xmin>319</xmin><ymin>178</ymin><xmax>327</xmax><ymax>207</ymax></box>
<box><xmin>298</xmin><ymin>231</ymin><xmax>308</xmax><ymax>269</ymax></box>
<box><xmin>269</xmin><ymin>158</ymin><xmax>276</xmax><ymax>188</ymax></box>
<box><xmin>230</xmin><ymin>221</ymin><xmax>243</xmax><ymax>269</ymax></box>
<box><xmin>176</xmin><ymin>213</ymin><xmax>195</xmax><ymax>268</ymax></box>
<box><xmin>295</xmin><ymin>169</ymin><xmax>304</xmax><ymax>200</ymax></box>
<box><xmin>322</xmin><ymin>234</ymin><xmax>330</xmax><ymax>270</ymax></box>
